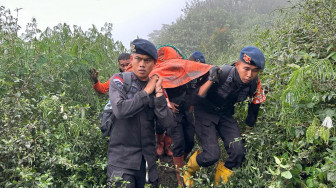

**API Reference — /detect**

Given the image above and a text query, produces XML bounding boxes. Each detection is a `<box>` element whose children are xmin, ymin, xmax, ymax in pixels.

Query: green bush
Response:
<box><xmin>1</xmin><ymin>0</ymin><xmax>336</xmax><ymax>187</ymax></box>
<box><xmin>0</xmin><ymin>6</ymin><xmax>126</xmax><ymax>187</ymax></box>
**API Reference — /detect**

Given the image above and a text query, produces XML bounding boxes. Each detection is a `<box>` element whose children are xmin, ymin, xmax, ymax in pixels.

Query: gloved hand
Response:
<box><xmin>208</xmin><ymin>66</ymin><xmax>221</xmax><ymax>83</ymax></box>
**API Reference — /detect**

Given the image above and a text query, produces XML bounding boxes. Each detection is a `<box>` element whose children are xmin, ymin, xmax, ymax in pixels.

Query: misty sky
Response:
<box><xmin>2</xmin><ymin>0</ymin><xmax>190</xmax><ymax>48</ymax></box>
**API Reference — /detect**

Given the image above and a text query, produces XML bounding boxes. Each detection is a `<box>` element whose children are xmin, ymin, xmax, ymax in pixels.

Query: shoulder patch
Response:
<box><xmin>113</xmin><ymin>75</ymin><xmax>123</xmax><ymax>83</ymax></box>
<box><xmin>252</xmin><ymin>78</ymin><xmax>266</xmax><ymax>104</ymax></box>
<box><xmin>112</xmin><ymin>75</ymin><xmax>124</xmax><ymax>89</ymax></box>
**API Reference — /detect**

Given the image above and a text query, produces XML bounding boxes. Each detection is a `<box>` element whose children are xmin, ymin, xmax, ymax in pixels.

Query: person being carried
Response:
<box><xmin>107</xmin><ymin>39</ymin><xmax>174</xmax><ymax>188</ymax></box>
<box><xmin>183</xmin><ymin>46</ymin><xmax>266</xmax><ymax>186</ymax></box>
<box><xmin>90</xmin><ymin>53</ymin><xmax>131</xmax><ymax>94</ymax></box>
<box><xmin>167</xmin><ymin>50</ymin><xmax>207</xmax><ymax>187</ymax></box>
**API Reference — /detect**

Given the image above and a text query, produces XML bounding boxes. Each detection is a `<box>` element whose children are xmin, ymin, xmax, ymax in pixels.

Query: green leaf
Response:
<box><xmin>332</xmin><ymin>53</ymin><xmax>336</xmax><ymax>61</ymax></box>
<box><xmin>325</xmin><ymin>108</ymin><xmax>335</xmax><ymax>117</ymax></box>
<box><xmin>287</xmin><ymin>63</ymin><xmax>300</xmax><ymax>69</ymax></box>
<box><xmin>326</xmin><ymin>51</ymin><xmax>336</xmax><ymax>59</ymax></box>
<box><xmin>295</xmin><ymin>164</ymin><xmax>302</xmax><ymax>171</ymax></box>
<box><xmin>326</xmin><ymin>44</ymin><xmax>333</xmax><ymax>52</ymax></box>
<box><xmin>327</xmin><ymin>172</ymin><xmax>336</xmax><ymax>182</ymax></box>
<box><xmin>295</xmin><ymin>127</ymin><xmax>305</xmax><ymax>137</ymax></box>
<box><xmin>281</xmin><ymin>171</ymin><xmax>292</xmax><ymax>179</ymax></box>
<box><xmin>307</xmin><ymin>103</ymin><xmax>315</xmax><ymax>108</ymax></box>
<box><xmin>274</xmin><ymin>156</ymin><xmax>281</xmax><ymax>165</ymax></box>
<box><xmin>306</xmin><ymin>179</ymin><xmax>313</xmax><ymax>187</ymax></box>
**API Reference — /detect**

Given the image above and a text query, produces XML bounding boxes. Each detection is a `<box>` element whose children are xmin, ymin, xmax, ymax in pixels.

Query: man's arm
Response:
<box><xmin>153</xmin><ymin>76</ymin><xmax>174</xmax><ymax>128</ymax></box>
<box><xmin>198</xmin><ymin>65</ymin><xmax>221</xmax><ymax>97</ymax></box>
<box><xmin>245</xmin><ymin>78</ymin><xmax>266</xmax><ymax>130</ymax></box>
<box><xmin>245</xmin><ymin>103</ymin><xmax>261</xmax><ymax>129</ymax></box>
<box><xmin>90</xmin><ymin>68</ymin><xmax>110</xmax><ymax>94</ymax></box>
<box><xmin>198</xmin><ymin>80</ymin><xmax>213</xmax><ymax>97</ymax></box>
<box><xmin>92</xmin><ymin>79</ymin><xmax>110</xmax><ymax>94</ymax></box>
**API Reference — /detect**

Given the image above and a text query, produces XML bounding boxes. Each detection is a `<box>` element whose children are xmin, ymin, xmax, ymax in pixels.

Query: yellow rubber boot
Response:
<box><xmin>214</xmin><ymin>161</ymin><xmax>234</xmax><ymax>186</ymax></box>
<box><xmin>183</xmin><ymin>150</ymin><xmax>201</xmax><ymax>187</ymax></box>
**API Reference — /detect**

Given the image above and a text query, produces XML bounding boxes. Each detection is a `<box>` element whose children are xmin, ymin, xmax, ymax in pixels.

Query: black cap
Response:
<box><xmin>131</xmin><ymin>39</ymin><xmax>158</xmax><ymax>61</ymax></box>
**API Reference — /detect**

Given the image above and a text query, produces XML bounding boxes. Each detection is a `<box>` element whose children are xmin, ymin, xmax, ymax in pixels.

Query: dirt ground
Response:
<box><xmin>157</xmin><ymin>154</ymin><xmax>178</xmax><ymax>188</ymax></box>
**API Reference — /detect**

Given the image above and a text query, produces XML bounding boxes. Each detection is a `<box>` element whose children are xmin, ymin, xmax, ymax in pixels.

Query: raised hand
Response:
<box><xmin>144</xmin><ymin>74</ymin><xmax>159</xmax><ymax>95</ymax></box>
<box><xmin>89</xmin><ymin>68</ymin><xmax>99</xmax><ymax>83</ymax></box>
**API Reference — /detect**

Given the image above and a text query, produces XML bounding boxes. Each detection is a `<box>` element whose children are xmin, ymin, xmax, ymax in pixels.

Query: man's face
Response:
<box><xmin>235</xmin><ymin>61</ymin><xmax>260</xmax><ymax>83</ymax></box>
<box><xmin>131</xmin><ymin>53</ymin><xmax>156</xmax><ymax>81</ymax></box>
<box><xmin>119</xmin><ymin>59</ymin><xmax>131</xmax><ymax>72</ymax></box>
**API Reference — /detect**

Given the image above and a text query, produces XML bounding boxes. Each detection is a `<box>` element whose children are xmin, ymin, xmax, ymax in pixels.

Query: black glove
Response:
<box><xmin>208</xmin><ymin>66</ymin><xmax>221</xmax><ymax>83</ymax></box>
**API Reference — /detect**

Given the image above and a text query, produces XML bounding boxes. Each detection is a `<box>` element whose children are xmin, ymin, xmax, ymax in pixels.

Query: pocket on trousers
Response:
<box><xmin>199</xmin><ymin>117</ymin><xmax>213</xmax><ymax>127</ymax></box>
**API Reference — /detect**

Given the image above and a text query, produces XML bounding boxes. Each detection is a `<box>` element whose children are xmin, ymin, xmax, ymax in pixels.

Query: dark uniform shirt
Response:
<box><xmin>108</xmin><ymin>72</ymin><xmax>174</xmax><ymax>171</ymax></box>
<box><xmin>196</xmin><ymin>67</ymin><xmax>261</xmax><ymax>127</ymax></box>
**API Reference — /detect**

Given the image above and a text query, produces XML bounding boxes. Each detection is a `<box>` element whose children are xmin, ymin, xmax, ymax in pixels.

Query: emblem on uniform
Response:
<box><xmin>252</xmin><ymin>78</ymin><xmax>266</xmax><ymax>104</ymax></box>
<box><xmin>243</xmin><ymin>54</ymin><xmax>251</xmax><ymax>63</ymax></box>
<box><xmin>131</xmin><ymin>44</ymin><xmax>136</xmax><ymax>53</ymax></box>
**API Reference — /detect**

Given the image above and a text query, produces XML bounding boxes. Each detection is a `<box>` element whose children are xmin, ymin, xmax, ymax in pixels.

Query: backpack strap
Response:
<box><xmin>219</xmin><ymin>64</ymin><xmax>235</xmax><ymax>85</ymax></box>
<box><xmin>122</xmin><ymin>72</ymin><xmax>132</xmax><ymax>93</ymax></box>
<box><xmin>100</xmin><ymin>72</ymin><xmax>132</xmax><ymax>138</ymax></box>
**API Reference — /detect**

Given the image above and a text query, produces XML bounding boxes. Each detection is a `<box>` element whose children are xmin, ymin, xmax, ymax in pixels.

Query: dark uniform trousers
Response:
<box><xmin>165</xmin><ymin>85</ymin><xmax>196</xmax><ymax>158</ymax></box>
<box><xmin>194</xmin><ymin>108</ymin><xmax>245</xmax><ymax>170</ymax></box>
<box><xmin>107</xmin><ymin>158</ymin><xmax>158</xmax><ymax>188</ymax></box>
<box><xmin>155</xmin><ymin>121</ymin><xmax>166</xmax><ymax>135</ymax></box>
<box><xmin>167</xmin><ymin>111</ymin><xmax>195</xmax><ymax>157</ymax></box>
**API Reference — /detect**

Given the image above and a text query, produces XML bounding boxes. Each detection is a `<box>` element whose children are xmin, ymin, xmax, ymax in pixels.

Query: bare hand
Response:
<box><xmin>89</xmin><ymin>68</ymin><xmax>99</xmax><ymax>83</ymax></box>
<box><xmin>170</xmin><ymin>102</ymin><xmax>179</xmax><ymax>113</ymax></box>
<box><xmin>155</xmin><ymin>75</ymin><xmax>163</xmax><ymax>92</ymax></box>
<box><xmin>144</xmin><ymin>74</ymin><xmax>159</xmax><ymax>95</ymax></box>
<box><xmin>154</xmin><ymin>75</ymin><xmax>164</xmax><ymax>97</ymax></box>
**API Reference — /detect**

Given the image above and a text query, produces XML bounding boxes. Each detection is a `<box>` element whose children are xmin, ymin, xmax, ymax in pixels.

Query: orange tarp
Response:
<box><xmin>126</xmin><ymin>46</ymin><xmax>212</xmax><ymax>88</ymax></box>
<box><xmin>150</xmin><ymin>59</ymin><xmax>212</xmax><ymax>88</ymax></box>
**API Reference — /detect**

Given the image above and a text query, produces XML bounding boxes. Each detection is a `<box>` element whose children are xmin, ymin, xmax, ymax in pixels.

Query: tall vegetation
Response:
<box><xmin>0</xmin><ymin>6</ymin><xmax>126</xmax><ymax>186</ymax></box>
<box><xmin>1</xmin><ymin>0</ymin><xmax>336</xmax><ymax>187</ymax></box>
<box><xmin>149</xmin><ymin>0</ymin><xmax>289</xmax><ymax>63</ymax></box>
<box><xmin>151</xmin><ymin>0</ymin><xmax>336</xmax><ymax>187</ymax></box>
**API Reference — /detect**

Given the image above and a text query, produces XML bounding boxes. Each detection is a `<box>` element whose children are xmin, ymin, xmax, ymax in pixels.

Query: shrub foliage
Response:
<box><xmin>1</xmin><ymin>0</ymin><xmax>336</xmax><ymax>187</ymax></box>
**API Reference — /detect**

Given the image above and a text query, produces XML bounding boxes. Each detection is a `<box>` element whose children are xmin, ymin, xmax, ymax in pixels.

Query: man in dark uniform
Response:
<box><xmin>166</xmin><ymin>83</ymin><xmax>194</xmax><ymax>187</ymax></box>
<box><xmin>165</xmin><ymin>50</ymin><xmax>207</xmax><ymax>187</ymax></box>
<box><xmin>183</xmin><ymin>46</ymin><xmax>266</xmax><ymax>186</ymax></box>
<box><xmin>107</xmin><ymin>39</ymin><xmax>174</xmax><ymax>188</ymax></box>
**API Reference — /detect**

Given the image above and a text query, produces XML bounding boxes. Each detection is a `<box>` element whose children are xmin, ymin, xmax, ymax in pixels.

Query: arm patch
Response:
<box><xmin>112</xmin><ymin>75</ymin><xmax>124</xmax><ymax>90</ymax></box>
<box><xmin>252</xmin><ymin>78</ymin><xmax>266</xmax><ymax>104</ymax></box>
